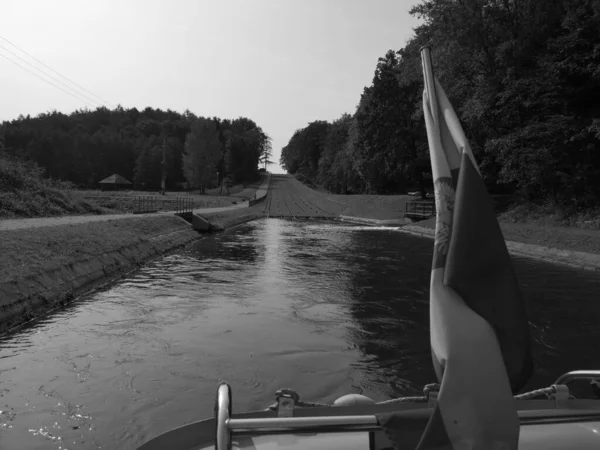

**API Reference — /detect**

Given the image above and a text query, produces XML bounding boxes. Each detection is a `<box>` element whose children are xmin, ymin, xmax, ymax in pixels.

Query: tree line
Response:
<box><xmin>280</xmin><ymin>0</ymin><xmax>600</xmax><ymax>208</ymax></box>
<box><xmin>0</xmin><ymin>106</ymin><xmax>271</xmax><ymax>191</ymax></box>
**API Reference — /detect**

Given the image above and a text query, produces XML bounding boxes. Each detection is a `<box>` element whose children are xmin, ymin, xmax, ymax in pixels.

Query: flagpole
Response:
<box><xmin>420</xmin><ymin>47</ymin><xmax>439</xmax><ymax>127</ymax></box>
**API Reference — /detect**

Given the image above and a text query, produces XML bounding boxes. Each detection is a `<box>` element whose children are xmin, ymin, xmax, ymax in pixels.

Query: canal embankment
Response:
<box><xmin>0</xmin><ymin>215</ymin><xmax>200</xmax><ymax>332</ymax></box>
<box><xmin>357</xmin><ymin>216</ymin><xmax>600</xmax><ymax>271</ymax></box>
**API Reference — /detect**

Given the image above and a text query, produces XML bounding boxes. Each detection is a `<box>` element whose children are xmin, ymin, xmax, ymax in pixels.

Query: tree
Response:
<box><xmin>224</xmin><ymin>118</ymin><xmax>267</xmax><ymax>184</ymax></box>
<box><xmin>280</xmin><ymin>121</ymin><xmax>330</xmax><ymax>179</ymax></box>
<box><xmin>182</xmin><ymin>118</ymin><xmax>222</xmax><ymax>192</ymax></box>
<box><xmin>0</xmin><ymin>107</ymin><xmax>268</xmax><ymax>192</ymax></box>
<box><xmin>0</xmin><ymin>131</ymin><xmax>5</xmax><ymax>155</ymax></box>
<box><xmin>134</xmin><ymin>145</ymin><xmax>162</xmax><ymax>190</ymax></box>
<box><xmin>317</xmin><ymin>114</ymin><xmax>352</xmax><ymax>193</ymax></box>
<box><xmin>258</xmin><ymin>136</ymin><xmax>274</xmax><ymax>170</ymax></box>
<box><xmin>280</xmin><ymin>0</ymin><xmax>600</xmax><ymax>207</ymax></box>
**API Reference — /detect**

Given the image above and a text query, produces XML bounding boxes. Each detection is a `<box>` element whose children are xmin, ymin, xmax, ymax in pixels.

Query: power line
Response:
<box><xmin>0</xmin><ymin>44</ymin><xmax>105</xmax><ymax>108</ymax></box>
<box><xmin>0</xmin><ymin>35</ymin><xmax>114</xmax><ymax>108</ymax></box>
<box><xmin>0</xmin><ymin>52</ymin><xmax>95</xmax><ymax>108</ymax></box>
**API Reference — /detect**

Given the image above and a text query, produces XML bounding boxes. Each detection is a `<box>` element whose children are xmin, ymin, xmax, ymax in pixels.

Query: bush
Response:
<box><xmin>0</xmin><ymin>154</ymin><xmax>104</xmax><ymax>218</ymax></box>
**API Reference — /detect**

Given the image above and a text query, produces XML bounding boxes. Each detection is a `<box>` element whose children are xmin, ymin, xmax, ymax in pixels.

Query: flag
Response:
<box><xmin>377</xmin><ymin>48</ymin><xmax>533</xmax><ymax>450</ymax></box>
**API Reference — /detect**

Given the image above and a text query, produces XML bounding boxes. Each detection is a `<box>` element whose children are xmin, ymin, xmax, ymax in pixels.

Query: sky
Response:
<box><xmin>1</xmin><ymin>0</ymin><xmax>423</xmax><ymax>174</ymax></box>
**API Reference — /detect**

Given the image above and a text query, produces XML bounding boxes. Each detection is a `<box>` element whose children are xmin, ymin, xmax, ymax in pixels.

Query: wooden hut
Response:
<box><xmin>98</xmin><ymin>174</ymin><xmax>132</xmax><ymax>191</ymax></box>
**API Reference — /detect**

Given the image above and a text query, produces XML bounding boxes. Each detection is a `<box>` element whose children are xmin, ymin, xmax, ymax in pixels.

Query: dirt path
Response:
<box><xmin>0</xmin><ymin>205</ymin><xmax>250</xmax><ymax>232</ymax></box>
<box><xmin>0</xmin><ymin>213</ymin><xmax>155</xmax><ymax>231</ymax></box>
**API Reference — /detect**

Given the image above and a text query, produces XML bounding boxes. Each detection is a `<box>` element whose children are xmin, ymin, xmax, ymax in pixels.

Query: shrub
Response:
<box><xmin>0</xmin><ymin>154</ymin><xmax>104</xmax><ymax>218</ymax></box>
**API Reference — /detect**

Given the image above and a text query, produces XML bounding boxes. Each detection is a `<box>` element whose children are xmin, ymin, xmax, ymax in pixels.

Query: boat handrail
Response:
<box><xmin>213</xmin><ymin>371</ymin><xmax>600</xmax><ymax>449</ymax></box>
<box><xmin>215</xmin><ymin>383</ymin><xmax>232</xmax><ymax>450</ymax></box>
<box><xmin>225</xmin><ymin>410</ymin><xmax>600</xmax><ymax>436</ymax></box>
<box><xmin>554</xmin><ymin>370</ymin><xmax>600</xmax><ymax>386</ymax></box>
<box><xmin>228</xmin><ymin>415</ymin><xmax>378</xmax><ymax>434</ymax></box>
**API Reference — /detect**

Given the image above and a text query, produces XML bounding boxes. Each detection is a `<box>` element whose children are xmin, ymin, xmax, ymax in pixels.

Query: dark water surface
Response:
<box><xmin>1</xmin><ymin>218</ymin><xmax>600</xmax><ymax>449</ymax></box>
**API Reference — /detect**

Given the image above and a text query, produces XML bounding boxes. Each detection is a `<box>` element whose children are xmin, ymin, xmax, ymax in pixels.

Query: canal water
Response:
<box><xmin>1</xmin><ymin>218</ymin><xmax>600</xmax><ymax>449</ymax></box>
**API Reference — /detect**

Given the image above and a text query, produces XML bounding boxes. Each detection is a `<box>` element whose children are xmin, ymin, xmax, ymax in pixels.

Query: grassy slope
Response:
<box><xmin>291</xmin><ymin>174</ymin><xmax>412</xmax><ymax>220</ymax></box>
<box><xmin>0</xmin><ymin>154</ymin><xmax>104</xmax><ymax>218</ymax></box>
<box><xmin>292</xmin><ymin>174</ymin><xmax>600</xmax><ymax>254</ymax></box>
<box><xmin>0</xmin><ymin>216</ymin><xmax>189</xmax><ymax>283</ymax></box>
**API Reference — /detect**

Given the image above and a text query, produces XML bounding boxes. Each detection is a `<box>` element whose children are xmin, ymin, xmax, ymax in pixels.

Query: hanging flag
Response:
<box><xmin>377</xmin><ymin>47</ymin><xmax>533</xmax><ymax>450</ymax></box>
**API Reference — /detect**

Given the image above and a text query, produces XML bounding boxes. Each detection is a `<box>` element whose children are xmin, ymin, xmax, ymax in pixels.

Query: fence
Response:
<box><xmin>404</xmin><ymin>200</ymin><xmax>436</xmax><ymax>220</ymax></box>
<box><xmin>80</xmin><ymin>194</ymin><xmax>223</xmax><ymax>213</ymax></box>
<box><xmin>175</xmin><ymin>196</ymin><xmax>194</xmax><ymax>214</ymax></box>
<box><xmin>134</xmin><ymin>196</ymin><xmax>159</xmax><ymax>214</ymax></box>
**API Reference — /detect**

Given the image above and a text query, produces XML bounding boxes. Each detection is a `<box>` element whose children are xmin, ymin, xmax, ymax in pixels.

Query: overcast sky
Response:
<box><xmin>1</xmin><ymin>0</ymin><xmax>422</xmax><ymax>173</ymax></box>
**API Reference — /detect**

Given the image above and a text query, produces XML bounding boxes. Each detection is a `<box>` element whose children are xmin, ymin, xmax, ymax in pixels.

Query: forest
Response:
<box><xmin>280</xmin><ymin>0</ymin><xmax>600</xmax><ymax>210</ymax></box>
<box><xmin>0</xmin><ymin>107</ymin><xmax>272</xmax><ymax>191</ymax></box>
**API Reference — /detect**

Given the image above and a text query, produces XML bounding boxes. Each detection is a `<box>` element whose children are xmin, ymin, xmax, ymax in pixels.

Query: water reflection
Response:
<box><xmin>514</xmin><ymin>257</ymin><xmax>600</xmax><ymax>392</ymax></box>
<box><xmin>343</xmin><ymin>230</ymin><xmax>435</xmax><ymax>396</ymax></box>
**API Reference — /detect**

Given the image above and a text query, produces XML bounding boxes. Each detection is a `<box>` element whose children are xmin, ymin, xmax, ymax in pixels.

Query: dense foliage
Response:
<box><xmin>0</xmin><ymin>153</ymin><xmax>103</xmax><ymax>218</ymax></box>
<box><xmin>281</xmin><ymin>0</ymin><xmax>600</xmax><ymax>207</ymax></box>
<box><xmin>0</xmin><ymin>107</ymin><xmax>270</xmax><ymax>190</ymax></box>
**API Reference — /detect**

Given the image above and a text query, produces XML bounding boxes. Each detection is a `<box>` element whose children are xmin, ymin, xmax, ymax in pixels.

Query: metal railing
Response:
<box><xmin>82</xmin><ymin>193</ymin><xmax>224</xmax><ymax>213</ymax></box>
<box><xmin>133</xmin><ymin>196</ymin><xmax>159</xmax><ymax>214</ymax></box>
<box><xmin>405</xmin><ymin>200</ymin><xmax>436</xmax><ymax>219</ymax></box>
<box><xmin>555</xmin><ymin>370</ymin><xmax>600</xmax><ymax>385</ymax></box>
<box><xmin>175</xmin><ymin>196</ymin><xmax>194</xmax><ymax>214</ymax></box>
<box><xmin>214</xmin><ymin>370</ymin><xmax>600</xmax><ymax>448</ymax></box>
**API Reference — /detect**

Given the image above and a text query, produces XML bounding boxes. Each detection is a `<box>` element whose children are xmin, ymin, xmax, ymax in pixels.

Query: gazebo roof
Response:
<box><xmin>98</xmin><ymin>174</ymin><xmax>132</xmax><ymax>185</ymax></box>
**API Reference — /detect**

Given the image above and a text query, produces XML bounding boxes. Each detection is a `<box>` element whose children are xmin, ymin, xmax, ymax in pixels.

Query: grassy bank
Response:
<box><xmin>1</xmin><ymin>216</ymin><xmax>189</xmax><ymax>278</ymax></box>
<box><xmin>411</xmin><ymin>217</ymin><xmax>600</xmax><ymax>256</ymax></box>
<box><xmin>77</xmin><ymin>180</ymin><xmax>261</xmax><ymax>214</ymax></box>
<box><xmin>499</xmin><ymin>202</ymin><xmax>600</xmax><ymax>230</ymax></box>
<box><xmin>0</xmin><ymin>215</ymin><xmax>200</xmax><ymax>331</ymax></box>
<box><xmin>496</xmin><ymin>201</ymin><xmax>600</xmax><ymax>254</ymax></box>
